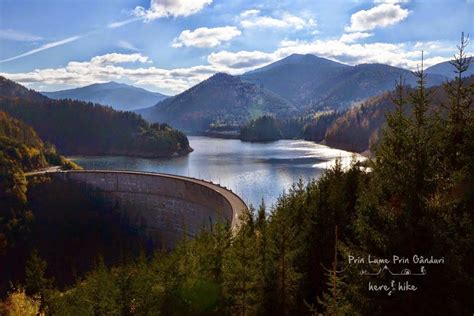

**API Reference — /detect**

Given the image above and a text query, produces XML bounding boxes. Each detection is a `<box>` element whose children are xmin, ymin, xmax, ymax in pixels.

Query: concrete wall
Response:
<box><xmin>52</xmin><ymin>170</ymin><xmax>246</xmax><ymax>249</ymax></box>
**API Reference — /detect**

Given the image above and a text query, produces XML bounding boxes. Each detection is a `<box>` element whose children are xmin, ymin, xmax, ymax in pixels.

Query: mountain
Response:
<box><xmin>241</xmin><ymin>54</ymin><xmax>350</xmax><ymax>104</ymax></box>
<box><xmin>241</xmin><ymin>54</ymin><xmax>445</xmax><ymax>108</ymax></box>
<box><xmin>0</xmin><ymin>76</ymin><xmax>191</xmax><ymax>158</ymax></box>
<box><xmin>425</xmin><ymin>58</ymin><xmax>474</xmax><ymax>80</ymax></box>
<box><xmin>139</xmin><ymin>73</ymin><xmax>297</xmax><ymax>133</ymax></box>
<box><xmin>43</xmin><ymin>81</ymin><xmax>168</xmax><ymax>111</ymax></box>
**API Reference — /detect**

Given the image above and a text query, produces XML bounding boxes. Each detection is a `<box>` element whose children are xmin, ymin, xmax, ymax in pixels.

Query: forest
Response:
<box><xmin>0</xmin><ymin>39</ymin><xmax>473</xmax><ymax>315</ymax></box>
<box><xmin>0</xmin><ymin>76</ymin><xmax>192</xmax><ymax>158</ymax></box>
<box><xmin>238</xmin><ymin>113</ymin><xmax>340</xmax><ymax>143</ymax></box>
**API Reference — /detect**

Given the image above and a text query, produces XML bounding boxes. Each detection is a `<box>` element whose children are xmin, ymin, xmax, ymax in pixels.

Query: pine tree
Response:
<box><xmin>317</xmin><ymin>227</ymin><xmax>355</xmax><ymax>316</ymax></box>
<box><xmin>223</xmin><ymin>208</ymin><xmax>261</xmax><ymax>315</ymax></box>
<box><xmin>24</xmin><ymin>249</ymin><xmax>53</xmax><ymax>301</ymax></box>
<box><xmin>352</xmin><ymin>37</ymin><xmax>474</xmax><ymax>314</ymax></box>
<box><xmin>440</xmin><ymin>32</ymin><xmax>473</xmax><ymax>176</ymax></box>
<box><xmin>267</xmin><ymin>197</ymin><xmax>301</xmax><ymax>315</ymax></box>
<box><xmin>254</xmin><ymin>200</ymin><xmax>274</xmax><ymax>314</ymax></box>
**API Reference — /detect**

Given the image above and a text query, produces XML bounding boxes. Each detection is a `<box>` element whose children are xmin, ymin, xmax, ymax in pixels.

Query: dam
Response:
<box><xmin>28</xmin><ymin>170</ymin><xmax>247</xmax><ymax>249</ymax></box>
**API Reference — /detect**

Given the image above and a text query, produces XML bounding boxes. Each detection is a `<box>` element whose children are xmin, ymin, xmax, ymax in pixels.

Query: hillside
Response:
<box><xmin>0</xmin><ymin>111</ymin><xmax>76</xmax><ymax>172</ymax></box>
<box><xmin>242</xmin><ymin>54</ymin><xmax>445</xmax><ymax>108</ymax></box>
<box><xmin>0</xmin><ymin>76</ymin><xmax>48</xmax><ymax>102</ymax></box>
<box><xmin>0</xmin><ymin>77</ymin><xmax>191</xmax><ymax>158</ymax></box>
<box><xmin>0</xmin><ymin>110</ymin><xmax>149</xmax><ymax>297</ymax></box>
<box><xmin>43</xmin><ymin>81</ymin><xmax>168</xmax><ymax>111</ymax></box>
<box><xmin>323</xmin><ymin>74</ymin><xmax>474</xmax><ymax>153</ymax></box>
<box><xmin>323</xmin><ymin>92</ymin><xmax>392</xmax><ymax>153</ymax></box>
<box><xmin>139</xmin><ymin>73</ymin><xmax>297</xmax><ymax>133</ymax></box>
<box><xmin>308</xmin><ymin>63</ymin><xmax>444</xmax><ymax>108</ymax></box>
<box><xmin>425</xmin><ymin>58</ymin><xmax>474</xmax><ymax>79</ymax></box>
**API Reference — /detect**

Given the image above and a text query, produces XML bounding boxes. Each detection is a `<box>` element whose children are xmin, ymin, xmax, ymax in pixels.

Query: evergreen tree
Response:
<box><xmin>223</xmin><ymin>208</ymin><xmax>261</xmax><ymax>315</ymax></box>
<box><xmin>317</xmin><ymin>227</ymin><xmax>355</xmax><ymax>316</ymax></box>
<box><xmin>267</xmin><ymin>197</ymin><xmax>301</xmax><ymax>315</ymax></box>
<box><xmin>254</xmin><ymin>200</ymin><xmax>272</xmax><ymax>314</ymax></box>
<box><xmin>24</xmin><ymin>249</ymin><xmax>53</xmax><ymax>305</ymax></box>
<box><xmin>352</xmin><ymin>37</ymin><xmax>474</xmax><ymax>314</ymax></box>
<box><xmin>441</xmin><ymin>33</ymin><xmax>473</xmax><ymax>174</ymax></box>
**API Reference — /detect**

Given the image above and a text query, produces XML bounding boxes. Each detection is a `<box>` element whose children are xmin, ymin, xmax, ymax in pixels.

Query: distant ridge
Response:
<box><xmin>43</xmin><ymin>81</ymin><xmax>168</xmax><ymax>111</ymax></box>
<box><xmin>241</xmin><ymin>53</ymin><xmax>446</xmax><ymax>109</ymax></box>
<box><xmin>425</xmin><ymin>58</ymin><xmax>474</xmax><ymax>79</ymax></box>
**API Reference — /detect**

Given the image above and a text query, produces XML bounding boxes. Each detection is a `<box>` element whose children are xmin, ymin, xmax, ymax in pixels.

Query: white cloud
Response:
<box><xmin>239</xmin><ymin>9</ymin><xmax>260</xmax><ymax>19</ymax></box>
<box><xmin>339</xmin><ymin>32</ymin><xmax>373</xmax><ymax>43</ymax></box>
<box><xmin>117</xmin><ymin>40</ymin><xmax>141</xmax><ymax>51</ymax></box>
<box><xmin>0</xmin><ymin>37</ymin><xmax>453</xmax><ymax>95</ymax></box>
<box><xmin>133</xmin><ymin>0</ymin><xmax>212</xmax><ymax>21</ymax></box>
<box><xmin>208</xmin><ymin>50</ymin><xmax>275</xmax><ymax>71</ymax></box>
<box><xmin>207</xmin><ymin>38</ymin><xmax>452</xmax><ymax>73</ymax></box>
<box><xmin>345</xmin><ymin>4</ymin><xmax>410</xmax><ymax>32</ymax></box>
<box><xmin>0</xmin><ymin>29</ymin><xmax>43</xmax><ymax>42</ymax></box>
<box><xmin>89</xmin><ymin>53</ymin><xmax>151</xmax><ymax>65</ymax></box>
<box><xmin>172</xmin><ymin>26</ymin><xmax>241</xmax><ymax>48</ymax></box>
<box><xmin>239</xmin><ymin>10</ymin><xmax>316</xmax><ymax>31</ymax></box>
<box><xmin>0</xmin><ymin>53</ymin><xmax>217</xmax><ymax>95</ymax></box>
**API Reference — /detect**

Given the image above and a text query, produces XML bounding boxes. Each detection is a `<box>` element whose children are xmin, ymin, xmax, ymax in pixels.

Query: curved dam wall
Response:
<box><xmin>49</xmin><ymin>170</ymin><xmax>247</xmax><ymax>249</ymax></box>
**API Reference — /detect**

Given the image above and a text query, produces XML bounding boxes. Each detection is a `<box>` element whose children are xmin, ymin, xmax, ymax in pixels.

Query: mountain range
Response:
<box><xmin>7</xmin><ymin>54</ymin><xmax>469</xmax><ymax>137</ymax></box>
<box><xmin>139</xmin><ymin>54</ymin><xmax>454</xmax><ymax>132</ymax></box>
<box><xmin>43</xmin><ymin>81</ymin><xmax>167</xmax><ymax>111</ymax></box>
<box><xmin>241</xmin><ymin>54</ymin><xmax>446</xmax><ymax>108</ymax></box>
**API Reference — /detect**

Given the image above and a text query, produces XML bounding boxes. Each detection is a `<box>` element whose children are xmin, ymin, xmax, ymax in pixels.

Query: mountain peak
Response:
<box><xmin>209</xmin><ymin>72</ymin><xmax>235</xmax><ymax>80</ymax></box>
<box><xmin>284</xmin><ymin>53</ymin><xmax>318</xmax><ymax>62</ymax></box>
<box><xmin>97</xmin><ymin>81</ymin><xmax>127</xmax><ymax>88</ymax></box>
<box><xmin>205</xmin><ymin>73</ymin><xmax>240</xmax><ymax>85</ymax></box>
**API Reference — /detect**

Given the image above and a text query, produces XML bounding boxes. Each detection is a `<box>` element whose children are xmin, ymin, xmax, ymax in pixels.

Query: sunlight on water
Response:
<box><xmin>70</xmin><ymin>136</ymin><xmax>365</xmax><ymax>208</ymax></box>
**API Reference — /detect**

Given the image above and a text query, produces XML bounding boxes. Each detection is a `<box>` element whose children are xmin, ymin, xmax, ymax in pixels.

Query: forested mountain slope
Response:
<box><xmin>0</xmin><ymin>76</ymin><xmax>191</xmax><ymax>158</ymax></box>
<box><xmin>139</xmin><ymin>73</ymin><xmax>297</xmax><ymax>133</ymax></box>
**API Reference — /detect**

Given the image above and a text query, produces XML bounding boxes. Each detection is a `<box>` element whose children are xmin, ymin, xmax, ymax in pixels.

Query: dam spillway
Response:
<box><xmin>31</xmin><ymin>170</ymin><xmax>247</xmax><ymax>249</ymax></box>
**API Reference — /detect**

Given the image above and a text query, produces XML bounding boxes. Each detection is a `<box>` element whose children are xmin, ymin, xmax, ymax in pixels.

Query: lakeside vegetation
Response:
<box><xmin>238</xmin><ymin>113</ymin><xmax>340</xmax><ymax>143</ymax></box>
<box><xmin>1</xmin><ymin>39</ymin><xmax>473</xmax><ymax>314</ymax></box>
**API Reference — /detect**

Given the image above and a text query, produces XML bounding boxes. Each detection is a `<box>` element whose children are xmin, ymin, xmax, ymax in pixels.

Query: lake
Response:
<box><xmin>70</xmin><ymin>136</ymin><xmax>363</xmax><ymax>208</ymax></box>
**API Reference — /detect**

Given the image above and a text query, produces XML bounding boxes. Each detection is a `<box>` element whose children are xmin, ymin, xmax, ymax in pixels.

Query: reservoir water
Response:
<box><xmin>70</xmin><ymin>136</ymin><xmax>363</xmax><ymax>208</ymax></box>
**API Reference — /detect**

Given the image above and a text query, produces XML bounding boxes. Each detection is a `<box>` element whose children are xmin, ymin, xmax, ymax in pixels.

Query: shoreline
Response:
<box><xmin>64</xmin><ymin>146</ymin><xmax>193</xmax><ymax>160</ymax></box>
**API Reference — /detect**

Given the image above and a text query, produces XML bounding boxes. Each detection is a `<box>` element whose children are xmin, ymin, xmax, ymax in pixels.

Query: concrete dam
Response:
<box><xmin>33</xmin><ymin>170</ymin><xmax>247</xmax><ymax>249</ymax></box>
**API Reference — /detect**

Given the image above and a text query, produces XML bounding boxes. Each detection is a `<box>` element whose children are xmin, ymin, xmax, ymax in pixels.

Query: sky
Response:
<box><xmin>0</xmin><ymin>0</ymin><xmax>472</xmax><ymax>95</ymax></box>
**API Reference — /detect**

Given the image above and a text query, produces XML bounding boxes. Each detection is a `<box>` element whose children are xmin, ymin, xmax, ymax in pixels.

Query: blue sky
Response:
<box><xmin>0</xmin><ymin>0</ymin><xmax>472</xmax><ymax>95</ymax></box>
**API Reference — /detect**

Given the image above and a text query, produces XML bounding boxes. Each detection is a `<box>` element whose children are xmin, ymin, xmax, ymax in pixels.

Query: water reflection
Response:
<box><xmin>70</xmin><ymin>136</ymin><xmax>364</xmax><ymax>208</ymax></box>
